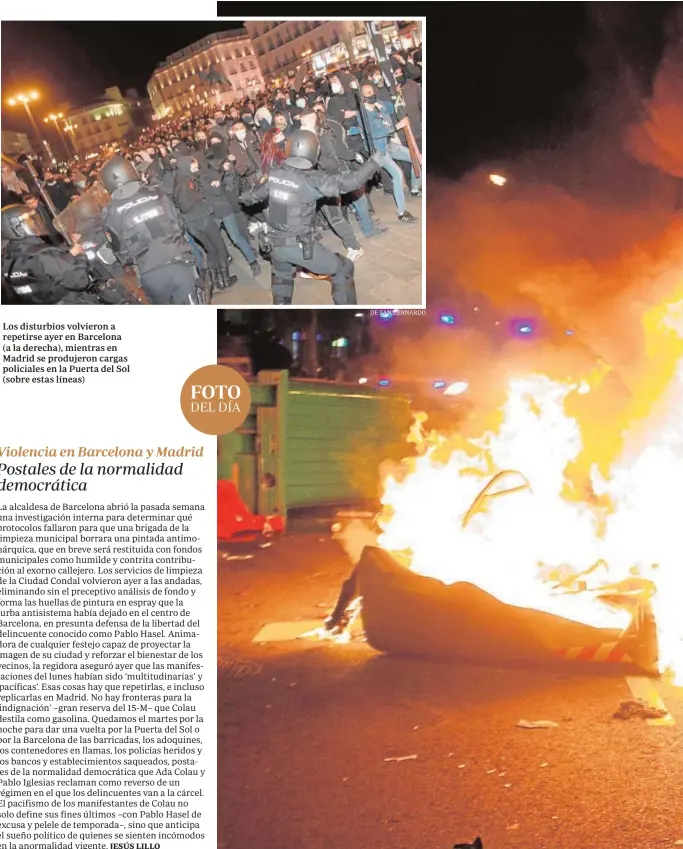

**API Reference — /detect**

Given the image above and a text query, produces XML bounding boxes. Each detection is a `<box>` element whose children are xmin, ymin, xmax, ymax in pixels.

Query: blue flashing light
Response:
<box><xmin>433</xmin><ymin>380</ymin><xmax>447</xmax><ymax>390</ymax></box>
<box><xmin>378</xmin><ymin>378</ymin><xmax>391</xmax><ymax>387</ymax></box>
<box><xmin>292</xmin><ymin>331</ymin><xmax>301</xmax><ymax>341</ymax></box>
<box><xmin>316</xmin><ymin>334</ymin><xmax>323</xmax><ymax>341</ymax></box>
<box><xmin>511</xmin><ymin>318</ymin><xmax>535</xmax><ymax>338</ymax></box>
<box><xmin>565</xmin><ymin>329</ymin><xmax>575</xmax><ymax>336</ymax></box>
<box><xmin>439</xmin><ymin>313</ymin><xmax>456</xmax><ymax>326</ymax></box>
<box><xmin>378</xmin><ymin>310</ymin><xmax>394</xmax><ymax>321</ymax></box>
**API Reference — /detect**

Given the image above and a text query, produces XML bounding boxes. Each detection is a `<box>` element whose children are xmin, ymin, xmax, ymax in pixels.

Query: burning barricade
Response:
<box><xmin>329</xmin><ymin>373</ymin><xmax>682</xmax><ymax>682</ymax></box>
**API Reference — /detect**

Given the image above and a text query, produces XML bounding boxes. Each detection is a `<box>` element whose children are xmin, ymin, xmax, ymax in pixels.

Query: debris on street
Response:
<box><xmin>612</xmin><ymin>699</ymin><xmax>670</xmax><ymax>720</ymax></box>
<box><xmin>384</xmin><ymin>754</ymin><xmax>418</xmax><ymax>763</ymax></box>
<box><xmin>516</xmin><ymin>719</ymin><xmax>559</xmax><ymax>729</ymax></box>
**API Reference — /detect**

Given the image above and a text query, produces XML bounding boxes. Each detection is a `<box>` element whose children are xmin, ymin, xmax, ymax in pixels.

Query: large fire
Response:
<box><xmin>377</xmin><ymin>346</ymin><xmax>683</xmax><ymax>685</ymax></box>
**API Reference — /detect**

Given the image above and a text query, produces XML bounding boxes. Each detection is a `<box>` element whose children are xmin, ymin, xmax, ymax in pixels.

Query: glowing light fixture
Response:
<box><xmin>444</xmin><ymin>381</ymin><xmax>469</xmax><ymax>396</ymax></box>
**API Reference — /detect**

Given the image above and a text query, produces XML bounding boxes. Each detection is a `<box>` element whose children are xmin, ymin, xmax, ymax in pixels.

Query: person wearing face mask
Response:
<box><xmin>289</xmin><ymin>93</ymin><xmax>308</xmax><ymax>124</ymax></box>
<box><xmin>298</xmin><ymin>109</ymin><xmax>364</xmax><ymax>262</ymax></box>
<box><xmin>99</xmin><ymin>155</ymin><xmax>202</xmax><ymax>305</ymax></box>
<box><xmin>238</xmin><ymin>129</ymin><xmax>381</xmax><ymax>305</ymax></box>
<box><xmin>172</xmin><ymin>155</ymin><xmax>236</xmax><ymax>292</ymax></box>
<box><xmin>326</xmin><ymin>75</ymin><xmax>359</xmax><ymax>128</ymax></box>
<box><xmin>43</xmin><ymin>169</ymin><xmax>79</xmax><ymax>213</ymax></box>
<box><xmin>241</xmin><ymin>108</ymin><xmax>257</xmax><ymax>135</ymax></box>
<box><xmin>254</xmin><ymin>103</ymin><xmax>273</xmax><ymax>133</ymax></box>
<box><xmin>140</xmin><ymin>146</ymin><xmax>163</xmax><ymax>189</ymax></box>
<box><xmin>272</xmin><ymin>90</ymin><xmax>288</xmax><ymax>116</ymax></box>
<box><xmin>202</xmin><ymin>136</ymin><xmax>262</xmax><ymax>279</ymax></box>
<box><xmin>369</xmin><ymin>69</ymin><xmax>393</xmax><ymax>105</ymax></box>
<box><xmin>194</xmin><ymin>130</ymin><xmax>209</xmax><ymax>158</ymax></box>
<box><xmin>358</xmin><ymin>82</ymin><xmax>419</xmax><ymax>223</ymax></box>
<box><xmin>309</xmin><ymin>104</ymin><xmax>387</xmax><ymax>243</ymax></box>
<box><xmin>228</xmin><ymin>121</ymin><xmax>263</xmax><ymax>190</ymax></box>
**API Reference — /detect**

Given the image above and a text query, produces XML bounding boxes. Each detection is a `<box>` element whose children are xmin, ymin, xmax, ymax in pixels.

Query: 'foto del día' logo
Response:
<box><xmin>190</xmin><ymin>381</ymin><xmax>242</xmax><ymax>414</ymax></box>
<box><xmin>180</xmin><ymin>365</ymin><xmax>251</xmax><ymax>435</ymax></box>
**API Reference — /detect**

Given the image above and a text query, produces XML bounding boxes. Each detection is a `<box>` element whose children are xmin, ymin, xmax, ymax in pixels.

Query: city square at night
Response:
<box><xmin>1</xmin><ymin>20</ymin><xmax>423</xmax><ymax>306</ymax></box>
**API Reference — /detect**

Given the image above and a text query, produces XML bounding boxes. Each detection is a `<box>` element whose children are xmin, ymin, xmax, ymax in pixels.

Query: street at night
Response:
<box><xmin>217</xmin><ymin>529</ymin><xmax>683</xmax><ymax>849</ymax></box>
<box><xmin>217</xmin><ymin>302</ymin><xmax>683</xmax><ymax>847</ymax></box>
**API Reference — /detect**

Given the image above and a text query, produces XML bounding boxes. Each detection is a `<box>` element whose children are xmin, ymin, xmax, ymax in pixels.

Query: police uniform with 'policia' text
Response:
<box><xmin>1</xmin><ymin>204</ymin><xmax>97</xmax><ymax>305</ymax></box>
<box><xmin>239</xmin><ymin>130</ymin><xmax>380</xmax><ymax>305</ymax></box>
<box><xmin>100</xmin><ymin>156</ymin><xmax>203</xmax><ymax>305</ymax></box>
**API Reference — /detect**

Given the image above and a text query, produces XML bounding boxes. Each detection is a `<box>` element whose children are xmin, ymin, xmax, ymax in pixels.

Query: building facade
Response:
<box><xmin>1</xmin><ymin>130</ymin><xmax>34</xmax><ymax>157</ymax></box>
<box><xmin>244</xmin><ymin>20</ymin><xmax>418</xmax><ymax>85</ymax></box>
<box><xmin>147</xmin><ymin>30</ymin><xmax>264</xmax><ymax>119</ymax></box>
<box><xmin>65</xmin><ymin>87</ymin><xmax>151</xmax><ymax>157</ymax></box>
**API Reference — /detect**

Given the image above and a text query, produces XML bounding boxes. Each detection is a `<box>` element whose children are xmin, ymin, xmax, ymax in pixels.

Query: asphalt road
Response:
<box><xmin>217</xmin><ymin>528</ymin><xmax>683</xmax><ymax>849</ymax></box>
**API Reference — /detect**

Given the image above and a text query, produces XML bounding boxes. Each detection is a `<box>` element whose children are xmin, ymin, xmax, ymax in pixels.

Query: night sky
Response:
<box><xmin>1</xmin><ymin>21</ymin><xmax>243</xmax><ymax>130</ymax></box>
<box><xmin>2</xmin><ymin>7</ymin><xmax>677</xmax><ymax>175</ymax></box>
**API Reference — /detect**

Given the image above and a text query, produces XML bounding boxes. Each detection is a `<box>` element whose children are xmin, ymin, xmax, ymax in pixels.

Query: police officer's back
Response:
<box><xmin>240</xmin><ymin>130</ymin><xmax>380</xmax><ymax>305</ymax></box>
<box><xmin>100</xmin><ymin>155</ymin><xmax>201</xmax><ymax>305</ymax></box>
<box><xmin>1</xmin><ymin>204</ymin><xmax>95</xmax><ymax>305</ymax></box>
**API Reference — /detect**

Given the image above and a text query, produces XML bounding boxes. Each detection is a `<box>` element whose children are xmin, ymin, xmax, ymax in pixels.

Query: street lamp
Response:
<box><xmin>63</xmin><ymin>123</ymin><xmax>79</xmax><ymax>156</ymax></box>
<box><xmin>6</xmin><ymin>91</ymin><xmax>48</xmax><ymax>155</ymax></box>
<box><xmin>44</xmin><ymin>112</ymin><xmax>71</xmax><ymax>159</ymax></box>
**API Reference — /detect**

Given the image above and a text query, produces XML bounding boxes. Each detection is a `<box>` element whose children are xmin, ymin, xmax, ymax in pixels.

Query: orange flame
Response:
<box><xmin>377</xmin><ymin>348</ymin><xmax>683</xmax><ymax>684</ymax></box>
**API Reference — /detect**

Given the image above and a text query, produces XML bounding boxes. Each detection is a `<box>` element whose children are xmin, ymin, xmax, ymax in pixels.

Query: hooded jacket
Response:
<box><xmin>317</xmin><ymin>120</ymin><xmax>357</xmax><ymax>174</ymax></box>
<box><xmin>228</xmin><ymin>133</ymin><xmax>262</xmax><ymax>186</ymax></box>
<box><xmin>326</xmin><ymin>86</ymin><xmax>359</xmax><ymax>132</ymax></box>
<box><xmin>172</xmin><ymin>156</ymin><xmax>213</xmax><ymax>222</ymax></box>
<box><xmin>199</xmin><ymin>154</ymin><xmax>239</xmax><ymax>219</ymax></box>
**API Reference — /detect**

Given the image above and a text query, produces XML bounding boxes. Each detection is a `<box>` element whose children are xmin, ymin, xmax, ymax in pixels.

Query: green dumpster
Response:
<box><xmin>218</xmin><ymin>370</ymin><xmax>412</xmax><ymax>520</ymax></box>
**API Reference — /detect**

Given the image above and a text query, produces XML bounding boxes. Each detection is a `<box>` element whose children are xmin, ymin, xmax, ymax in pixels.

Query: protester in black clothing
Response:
<box><xmin>143</xmin><ymin>145</ymin><xmax>167</xmax><ymax>189</ymax></box>
<box><xmin>172</xmin><ymin>155</ymin><xmax>235</xmax><ymax>291</ymax></box>
<box><xmin>298</xmin><ymin>109</ymin><xmax>364</xmax><ymax>261</ymax></box>
<box><xmin>311</xmin><ymin>107</ymin><xmax>386</xmax><ymax>245</ymax></box>
<box><xmin>201</xmin><ymin>142</ymin><xmax>261</xmax><ymax>277</ymax></box>
<box><xmin>43</xmin><ymin>170</ymin><xmax>79</xmax><ymax>213</ymax></box>
<box><xmin>228</xmin><ymin>121</ymin><xmax>263</xmax><ymax>189</ymax></box>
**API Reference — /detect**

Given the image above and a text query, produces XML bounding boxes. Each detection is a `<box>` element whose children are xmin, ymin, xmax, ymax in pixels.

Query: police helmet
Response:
<box><xmin>1</xmin><ymin>204</ymin><xmax>49</xmax><ymax>241</ymax></box>
<box><xmin>99</xmin><ymin>155</ymin><xmax>140</xmax><ymax>194</ymax></box>
<box><xmin>284</xmin><ymin>130</ymin><xmax>320</xmax><ymax>170</ymax></box>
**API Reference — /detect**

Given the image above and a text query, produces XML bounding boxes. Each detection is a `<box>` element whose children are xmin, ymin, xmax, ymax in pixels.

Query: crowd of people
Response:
<box><xmin>1</xmin><ymin>45</ymin><xmax>422</xmax><ymax>305</ymax></box>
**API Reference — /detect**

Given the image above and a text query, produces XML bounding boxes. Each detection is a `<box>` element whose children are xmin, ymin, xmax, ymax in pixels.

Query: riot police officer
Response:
<box><xmin>239</xmin><ymin>129</ymin><xmax>381</xmax><ymax>305</ymax></box>
<box><xmin>1</xmin><ymin>203</ymin><xmax>96</xmax><ymax>305</ymax></box>
<box><xmin>100</xmin><ymin>155</ymin><xmax>204</xmax><ymax>305</ymax></box>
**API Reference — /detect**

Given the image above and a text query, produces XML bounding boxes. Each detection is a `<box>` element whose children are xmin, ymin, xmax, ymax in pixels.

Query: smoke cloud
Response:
<box><xmin>421</xmin><ymin>7</ymin><xmax>683</xmax><ymax>477</ymax></box>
